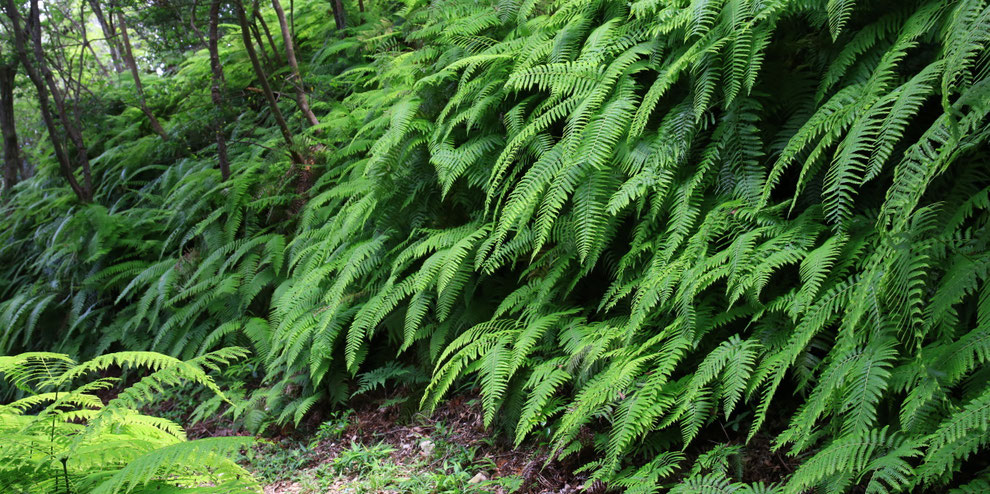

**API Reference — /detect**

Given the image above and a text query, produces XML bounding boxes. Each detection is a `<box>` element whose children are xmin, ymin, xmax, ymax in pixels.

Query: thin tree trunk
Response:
<box><xmin>87</xmin><ymin>0</ymin><xmax>124</xmax><ymax>73</ymax></box>
<box><xmin>0</xmin><ymin>60</ymin><xmax>20</xmax><ymax>197</ymax></box>
<box><xmin>253</xmin><ymin>4</ymin><xmax>282</xmax><ymax>66</ymax></box>
<box><xmin>29</xmin><ymin>0</ymin><xmax>93</xmax><ymax>199</ymax></box>
<box><xmin>208</xmin><ymin>0</ymin><xmax>230</xmax><ymax>180</ymax></box>
<box><xmin>248</xmin><ymin>16</ymin><xmax>276</xmax><ymax>70</ymax></box>
<box><xmin>235</xmin><ymin>0</ymin><xmax>303</xmax><ymax>164</ymax></box>
<box><xmin>57</xmin><ymin>1</ymin><xmax>110</xmax><ymax>77</ymax></box>
<box><xmin>84</xmin><ymin>36</ymin><xmax>111</xmax><ymax>78</ymax></box>
<box><xmin>358</xmin><ymin>0</ymin><xmax>364</xmax><ymax>13</ymax></box>
<box><xmin>190</xmin><ymin>0</ymin><xmax>208</xmax><ymax>46</ymax></box>
<box><xmin>271</xmin><ymin>0</ymin><xmax>319</xmax><ymax>127</ymax></box>
<box><xmin>117</xmin><ymin>11</ymin><xmax>169</xmax><ymax>140</ymax></box>
<box><xmin>330</xmin><ymin>0</ymin><xmax>345</xmax><ymax>30</ymax></box>
<box><xmin>3</xmin><ymin>0</ymin><xmax>91</xmax><ymax>202</ymax></box>
<box><xmin>69</xmin><ymin>13</ymin><xmax>89</xmax><ymax>135</ymax></box>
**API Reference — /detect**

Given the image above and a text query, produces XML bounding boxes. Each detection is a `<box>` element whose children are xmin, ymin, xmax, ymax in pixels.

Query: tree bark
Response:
<box><xmin>3</xmin><ymin>0</ymin><xmax>92</xmax><ymax>202</ymax></box>
<box><xmin>87</xmin><ymin>0</ymin><xmax>124</xmax><ymax>73</ymax></box>
<box><xmin>117</xmin><ymin>11</ymin><xmax>169</xmax><ymax>140</ymax></box>
<box><xmin>358</xmin><ymin>0</ymin><xmax>364</xmax><ymax>14</ymax></box>
<box><xmin>0</xmin><ymin>59</ymin><xmax>20</xmax><ymax>197</ymax></box>
<box><xmin>208</xmin><ymin>0</ymin><xmax>230</xmax><ymax>180</ymax></box>
<box><xmin>235</xmin><ymin>0</ymin><xmax>303</xmax><ymax>164</ymax></box>
<box><xmin>330</xmin><ymin>0</ymin><xmax>345</xmax><ymax>30</ymax></box>
<box><xmin>248</xmin><ymin>14</ymin><xmax>276</xmax><ymax>70</ymax></box>
<box><xmin>253</xmin><ymin>3</ymin><xmax>282</xmax><ymax>67</ymax></box>
<box><xmin>271</xmin><ymin>0</ymin><xmax>319</xmax><ymax>127</ymax></box>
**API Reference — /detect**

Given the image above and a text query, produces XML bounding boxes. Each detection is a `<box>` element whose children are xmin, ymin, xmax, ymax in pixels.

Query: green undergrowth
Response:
<box><xmin>241</xmin><ymin>408</ymin><xmax>526</xmax><ymax>493</ymax></box>
<box><xmin>0</xmin><ymin>349</ymin><xmax>259</xmax><ymax>493</ymax></box>
<box><xmin>2</xmin><ymin>0</ymin><xmax>990</xmax><ymax>491</ymax></box>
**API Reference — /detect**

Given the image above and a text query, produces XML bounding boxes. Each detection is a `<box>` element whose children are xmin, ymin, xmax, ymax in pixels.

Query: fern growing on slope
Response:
<box><xmin>396</xmin><ymin>0</ymin><xmax>990</xmax><ymax>490</ymax></box>
<box><xmin>2</xmin><ymin>0</ymin><xmax>990</xmax><ymax>491</ymax></box>
<box><xmin>0</xmin><ymin>348</ymin><xmax>258</xmax><ymax>493</ymax></box>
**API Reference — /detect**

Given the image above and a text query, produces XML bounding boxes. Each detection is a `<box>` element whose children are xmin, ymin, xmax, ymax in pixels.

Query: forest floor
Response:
<box><xmin>137</xmin><ymin>383</ymin><xmax>802</xmax><ymax>493</ymax></box>
<box><xmin>164</xmin><ymin>391</ymin><xmax>591</xmax><ymax>493</ymax></box>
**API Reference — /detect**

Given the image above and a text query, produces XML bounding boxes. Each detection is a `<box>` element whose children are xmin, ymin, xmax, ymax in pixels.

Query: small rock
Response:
<box><xmin>419</xmin><ymin>439</ymin><xmax>435</xmax><ymax>456</ymax></box>
<box><xmin>468</xmin><ymin>472</ymin><xmax>488</xmax><ymax>484</ymax></box>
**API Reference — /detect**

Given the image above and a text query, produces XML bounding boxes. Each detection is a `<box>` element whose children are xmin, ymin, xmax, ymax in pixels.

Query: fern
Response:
<box><xmin>0</xmin><ymin>350</ymin><xmax>258</xmax><ymax>493</ymax></box>
<box><xmin>3</xmin><ymin>0</ymin><xmax>990</xmax><ymax>491</ymax></box>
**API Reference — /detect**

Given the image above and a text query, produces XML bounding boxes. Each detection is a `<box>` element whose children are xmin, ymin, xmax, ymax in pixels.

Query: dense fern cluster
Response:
<box><xmin>3</xmin><ymin>0</ymin><xmax>990</xmax><ymax>491</ymax></box>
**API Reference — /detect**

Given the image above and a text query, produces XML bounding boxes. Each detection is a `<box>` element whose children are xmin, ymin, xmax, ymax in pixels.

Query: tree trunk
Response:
<box><xmin>0</xmin><ymin>60</ymin><xmax>20</xmax><ymax>197</ymax></box>
<box><xmin>252</xmin><ymin>1</ymin><xmax>282</xmax><ymax>68</ymax></box>
<box><xmin>87</xmin><ymin>0</ymin><xmax>124</xmax><ymax>73</ymax></box>
<box><xmin>248</xmin><ymin>15</ymin><xmax>276</xmax><ymax>70</ymax></box>
<box><xmin>117</xmin><ymin>11</ymin><xmax>169</xmax><ymax>140</ymax></box>
<box><xmin>331</xmin><ymin>0</ymin><xmax>345</xmax><ymax>30</ymax></box>
<box><xmin>208</xmin><ymin>0</ymin><xmax>231</xmax><ymax>180</ymax></box>
<box><xmin>271</xmin><ymin>0</ymin><xmax>319</xmax><ymax>127</ymax></box>
<box><xmin>358</xmin><ymin>0</ymin><xmax>364</xmax><ymax>14</ymax></box>
<box><xmin>29</xmin><ymin>0</ymin><xmax>94</xmax><ymax>199</ymax></box>
<box><xmin>3</xmin><ymin>0</ymin><xmax>91</xmax><ymax>202</ymax></box>
<box><xmin>189</xmin><ymin>0</ymin><xmax>208</xmax><ymax>46</ymax></box>
<box><xmin>235</xmin><ymin>0</ymin><xmax>303</xmax><ymax>164</ymax></box>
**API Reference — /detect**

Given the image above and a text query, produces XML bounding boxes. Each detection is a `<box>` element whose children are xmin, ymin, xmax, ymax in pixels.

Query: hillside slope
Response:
<box><xmin>2</xmin><ymin>0</ymin><xmax>990</xmax><ymax>491</ymax></box>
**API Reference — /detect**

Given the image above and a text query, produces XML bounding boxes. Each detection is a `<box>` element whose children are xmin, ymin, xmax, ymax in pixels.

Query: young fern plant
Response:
<box><xmin>0</xmin><ymin>347</ymin><xmax>259</xmax><ymax>494</ymax></box>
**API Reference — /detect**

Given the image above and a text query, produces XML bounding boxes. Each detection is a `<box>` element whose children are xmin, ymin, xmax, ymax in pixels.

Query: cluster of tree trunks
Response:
<box><xmin>3</xmin><ymin>0</ymin><xmax>93</xmax><ymax>202</ymax></box>
<box><xmin>0</xmin><ymin>0</ymin><xmax>337</xmax><ymax>198</ymax></box>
